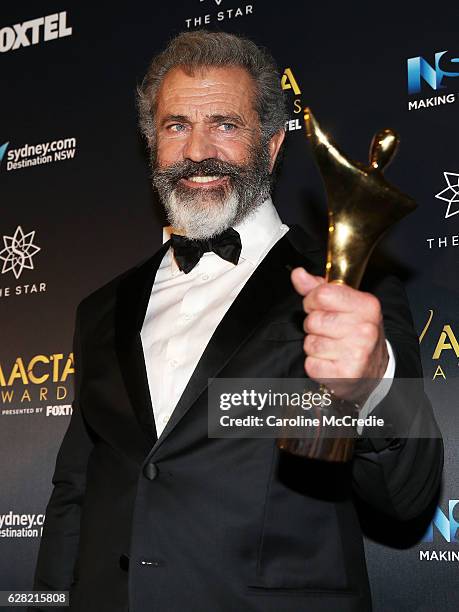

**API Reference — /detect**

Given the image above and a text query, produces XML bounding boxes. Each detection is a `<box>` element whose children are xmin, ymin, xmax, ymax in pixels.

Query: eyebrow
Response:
<box><xmin>160</xmin><ymin>113</ymin><xmax>246</xmax><ymax>127</ymax></box>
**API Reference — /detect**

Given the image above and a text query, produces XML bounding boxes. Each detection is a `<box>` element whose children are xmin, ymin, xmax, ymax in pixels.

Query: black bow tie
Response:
<box><xmin>170</xmin><ymin>227</ymin><xmax>242</xmax><ymax>274</ymax></box>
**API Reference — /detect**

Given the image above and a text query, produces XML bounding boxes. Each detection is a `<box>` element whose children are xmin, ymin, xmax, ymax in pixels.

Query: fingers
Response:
<box><xmin>304</xmin><ymin>334</ymin><xmax>341</xmax><ymax>360</ymax></box>
<box><xmin>304</xmin><ymin>355</ymin><xmax>339</xmax><ymax>381</ymax></box>
<box><xmin>304</xmin><ymin>333</ymin><xmax>373</xmax><ymax>362</ymax></box>
<box><xmin>304</xmin><ymin>311</ymin><xmax>380</xmax><ymax>343</ymax></box>
<box><xmin>293</xmin><ymin>266</ymin><xmax>385</xmax><ymax>390</ymax></box>
<box><xmin>291</xmin><ymin>267</ymin><xmax>325</xmax><ymax>297</ymax></box>
<box><xmin>303</xmin><ymin>282</ymin><xmax>382</xmax><ymax>319</ymax></box>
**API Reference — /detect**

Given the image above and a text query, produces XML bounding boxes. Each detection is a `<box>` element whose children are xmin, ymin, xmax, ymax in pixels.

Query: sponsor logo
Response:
<box><xmin>0</xmin><ymin>512</ymin><xmax>44</xmax><ymax>538</ymax></box>
<box><xmin>407</xmin><ymin>94</ymin><xmax>456</xmax><ymax>111</ymax></box>
<box><xmin>0</xmin><ymin>141</ymin><xmax>8</xmax><ymax>165</ymax></box>
<box><xmin>435</xmin><ymin>172</ymin><xmax>459</xmax><ymax>219</ymax></box>
<box><xmin>46</xmin><ymin>404</ymin><xmax>73</xmax><ymax>417</ymax></box>
<box><xmin>407</xmin><ymin>50</ymin><xmax>458</xmax><ymax>111</ymax></box>
<box><xmin>281</xmin><ymin>68</ymin><xmax>306</xmax><ymax>134</ymax></box>
<box><xmin>419</xmin><ymin>310</ymin><xmax>459</xmax><ymax>380</ymax></box>
<box><xmin>185</xmin><ymin>0</ymin><xmax>254</xmax><ymax>28</ymax></box>
<box><xmin>419</xmin><ymin>550</ymin><xmax>459</xmax><ymax>561</ymax></box>
<box><xmin>0</xmin><ymin>226</ymin><xmax>40</xmax><ymax>280</ymax></box>
<box><xmin>419</xmin><ymin>500</ymin><xmax>459</xmax><ymax>562</ymax></box>
<box><xmin>0</xmin><ymin>225</ymin><xmax>46</xmax><ymax>301</ymax></box>
<box><xmin>408</xmin><ymin>51</ymin><xmax>459</xmax><ymax>94</ymax></box>
<box><xmin>0</xmin><ymin>12</ymin><xmax>72</xmax><ymax>54</ymax></box>
<box><xmin>0</xmin><ymin>352</ymin><xmax>74</xmax><ymax>411</ymax></box>
<box><xmin>425</xmin><ymin>235</ymin><xmax>459</xmax><ymax>250</ymax></box>
<box><xmin>423</xmin><ymin>500</ymin><xmax>459</xmax><ymax>543</ymax></box>
<box><xmin>3</xmin><ymin>136</ymin><xmax>77</xmax><ymax>172</ymax></box>
<box><xmin>1</xmin><ymin>404</ymin><xmax>73</xmax><ymax>417</ymax></box>
<box><xmin>425</xmin><ymin>173</ymin><xmax>459</xmax><ymax>252</ymax></box>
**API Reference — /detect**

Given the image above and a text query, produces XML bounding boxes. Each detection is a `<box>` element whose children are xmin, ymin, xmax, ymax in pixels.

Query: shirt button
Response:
<box><xmin>183</xmin><ymin>313</ymin><xmax>192</xmax><ymax>321</ymax></box>
<box><xmin>169</xmin><ymin>359</ymin><xmax>178</xmax><ymax>368</ymax></box>
<box><xmin>201</xmin><ymin>274</ymin><xmax>210</xmax><ymax>281</ymax></box>
<box><xmin>162</xmin><ymin>415</ymin><xmax>170</xmax><ymax>424</ymax></box>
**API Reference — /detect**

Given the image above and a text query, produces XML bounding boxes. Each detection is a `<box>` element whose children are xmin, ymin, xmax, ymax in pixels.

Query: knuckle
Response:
<box><xmin>340</xmin><ymin>362</ymin><xmax>359</xmax><ymax>379</ymax></box>
<box><xmin>305</xmin><ymin>311</ymin><xmax>320</xmax><ymax>333</ymax></box>
<box><xmin>316</xmin><ymin>284</ymin><xmax>333</xmax><ymax>305</ymax></box>
<box><xmin>304</xmin><ymin>334</ymin><xmax>319</xmax><ymax>354</ymax></box>
<box><xmin>306</xmin><ymin>356</ymin><xmax>321</xmax><ymax>379</ymax></box>
<box><xmin>364</xmin><ymin>293</ymin><xmax>381</xmax><ymax>318</ymax></box>
<box><xmin>304</xmin><ymin>356</ymin><xmax>313</xmax><ymax>377</ymax></box>
<box><xmin>360</xmin><ymin>322</ymin><xmax>377</xmax><ymax>343</ymax></box>
<box><xmin>353</xmin><ymin>346</ymin><xmax>367</xmax><ymax>363</ymax></box>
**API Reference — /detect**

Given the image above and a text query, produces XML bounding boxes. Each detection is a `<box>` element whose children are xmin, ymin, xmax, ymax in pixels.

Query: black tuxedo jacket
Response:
<box><xmin>32</xmin><ymin>226</ymin><xmax>443</xmax><ymax>612</ymax></box>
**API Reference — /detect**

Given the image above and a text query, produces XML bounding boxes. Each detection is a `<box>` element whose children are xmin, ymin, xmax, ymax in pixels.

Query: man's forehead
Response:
<box><xmin>156</xmin><ymin>65</ymin><xmax>256</xmax><ymax>112</ymax></box>
<box><xmin>162</xmin><ymin>64</ymin><xmax>253</xmax><ymax>86</ymax></box>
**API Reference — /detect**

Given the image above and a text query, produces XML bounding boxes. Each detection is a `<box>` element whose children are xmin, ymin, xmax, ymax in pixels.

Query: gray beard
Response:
<box><xmin>165</xmin><ymin>188</ymin><xmax>241</xmax><ymax>239</ymax></box>
<box><xmin>152</xmin><ymin>142</ymin><xmax>272</xmax><ymax>239</ymax></box>
<box><xmin>162</xmin><ymin>181</ymin><xmax>269</xmax><ymax>239</ymax></box>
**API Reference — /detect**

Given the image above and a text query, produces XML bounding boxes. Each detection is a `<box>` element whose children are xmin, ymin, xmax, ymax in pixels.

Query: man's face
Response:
<box><xmin>151</xmin><ymin>66</ymin><xmax>284</xmax><ymax>239</ymax></box>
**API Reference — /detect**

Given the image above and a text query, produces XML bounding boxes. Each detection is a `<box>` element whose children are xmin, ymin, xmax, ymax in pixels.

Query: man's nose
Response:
<box><xmin>182</xmin><ymin>128</ymin><xmax>218</xmax><ymax>162</ymax></box>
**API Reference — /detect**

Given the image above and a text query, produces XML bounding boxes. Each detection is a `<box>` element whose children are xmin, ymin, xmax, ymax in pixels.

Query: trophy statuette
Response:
<box><xmin>277</xmin><ymin>108</ymin><xmax>417</xmax><ymax>462</ymax></box>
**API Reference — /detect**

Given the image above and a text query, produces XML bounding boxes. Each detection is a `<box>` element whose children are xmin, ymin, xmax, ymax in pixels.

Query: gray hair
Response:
<box><xmin>137</xmin><ymin>30</ymin><xmax>288</xmax><ymax>147</ymax></box>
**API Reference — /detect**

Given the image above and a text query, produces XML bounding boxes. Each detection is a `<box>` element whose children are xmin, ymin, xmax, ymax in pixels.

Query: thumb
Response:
<box><xmin>291</xmin><ymin>267</ymin><xmax>325</xmax><ymax>297</ymax></box>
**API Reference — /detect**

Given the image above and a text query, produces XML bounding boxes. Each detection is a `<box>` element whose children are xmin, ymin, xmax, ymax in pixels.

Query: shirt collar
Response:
<box><xmin>162</xmin><ymin>197</ymin><xmax>285</xmax><ymax>273</ymax></box>
<box><xmin>233</xmin><ymin>197</ymin><xmax>285</xmax><ymax>266</ymax></box>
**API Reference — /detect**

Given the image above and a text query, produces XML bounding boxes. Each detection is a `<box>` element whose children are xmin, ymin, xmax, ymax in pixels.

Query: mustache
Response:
<box><xmin>152</xmin><ymin>158</ymin><xmax>249</xmax><ymax>185</ymax></box>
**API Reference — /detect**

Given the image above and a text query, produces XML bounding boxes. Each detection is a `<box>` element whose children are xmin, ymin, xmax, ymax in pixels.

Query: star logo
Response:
<box><xmin>0</xmin><ymin>226</ymin><xmax>41</xmax><ymax>279</ymax></box>
<box><xmin>435</xmin><ymin>172</ymin><xmax>459</xmax><ymax>219</ymax></box>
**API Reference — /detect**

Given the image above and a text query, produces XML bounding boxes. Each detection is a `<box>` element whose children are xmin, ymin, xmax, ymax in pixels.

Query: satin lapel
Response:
<box><xmin>115</xmin><ymin>242</ymin><xmax>171</xmax><ymax>445</ymax></box>
<box><xmin>150</xmin><ymin>227</ymin><xmax>324</xmax><ymax>455</ymax></box>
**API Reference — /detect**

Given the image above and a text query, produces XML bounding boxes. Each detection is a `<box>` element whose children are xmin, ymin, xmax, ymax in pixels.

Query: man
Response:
<box><xmin>32</xmin><ymin>31</ymin><xmax>443</xmax><ymax>612</ymax></box>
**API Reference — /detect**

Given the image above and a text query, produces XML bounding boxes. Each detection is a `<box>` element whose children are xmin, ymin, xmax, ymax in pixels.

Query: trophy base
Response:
<box><xmin>277</xmin><ymin>436</ymin><xmax>355</xmax><ymax>462</ymax></box>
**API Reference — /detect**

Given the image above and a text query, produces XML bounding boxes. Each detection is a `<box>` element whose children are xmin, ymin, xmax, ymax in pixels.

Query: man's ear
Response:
<box><xmin>268</xmin><ymin>129</ymin><xmax>286</xmax><ymax>173</ymax></box>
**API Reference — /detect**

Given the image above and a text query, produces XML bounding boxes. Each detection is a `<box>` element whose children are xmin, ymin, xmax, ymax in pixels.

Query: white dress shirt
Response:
<box><xmin>141</xmin><ymin>198</ymin><xmax>395</xmax><ymax>437</ymax></box>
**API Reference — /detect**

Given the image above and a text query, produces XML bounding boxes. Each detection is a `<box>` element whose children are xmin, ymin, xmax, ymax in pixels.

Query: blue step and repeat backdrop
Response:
<box><xmin>1</xmin><ymin>1</ymin><xmax>458</xmax><ymax>610</ymax></box>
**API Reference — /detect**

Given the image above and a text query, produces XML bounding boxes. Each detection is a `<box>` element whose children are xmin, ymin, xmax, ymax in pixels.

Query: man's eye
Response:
<box><xmin>218</xmin><ymin>123</ymin><xmax>237</xmax><ymax>132</ymax></box>
<box><xmin>168</xmin><ymin>124</ymin><xmax>186</xmax><ymax>132</ymax></box>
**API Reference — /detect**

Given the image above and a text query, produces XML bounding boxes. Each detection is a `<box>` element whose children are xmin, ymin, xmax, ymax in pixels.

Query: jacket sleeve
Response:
<box><xmin>31</xmin><ymin>302</ymin><xmax>94</xmax><ymax>600</ymax></box>
<box><xmin>351</xmin><ymin>274</ymin><xmax>444</xmax><ymax>520</ymax></box>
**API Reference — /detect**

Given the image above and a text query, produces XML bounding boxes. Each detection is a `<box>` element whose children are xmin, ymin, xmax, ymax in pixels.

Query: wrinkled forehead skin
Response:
<box><xmin>155</xmin><ymin>65</ymin><xmax>260</xmax><ymax>132</ymax></box>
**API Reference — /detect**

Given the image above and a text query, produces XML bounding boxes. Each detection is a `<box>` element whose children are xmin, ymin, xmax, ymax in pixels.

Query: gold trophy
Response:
<box><xmin>277</xmin><ymin>108</ymin><xmax>416</xmax><ymax>462</ymax></box>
